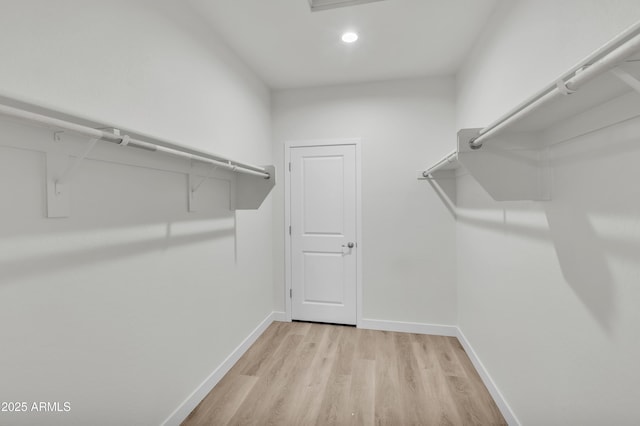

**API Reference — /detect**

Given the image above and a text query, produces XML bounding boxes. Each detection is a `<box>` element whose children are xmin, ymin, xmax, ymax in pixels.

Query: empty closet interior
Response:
<box><xmin>1</xmin><ymin>1</ymin><xmax>640</xmax><ymax>425</ymax></box>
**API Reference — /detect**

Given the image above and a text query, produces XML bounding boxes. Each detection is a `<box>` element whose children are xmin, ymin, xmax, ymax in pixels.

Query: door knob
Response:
<box><xmin>342</xmin><ymin>242</ymin><xmax>355</xmax><ymax>248</ymax></box>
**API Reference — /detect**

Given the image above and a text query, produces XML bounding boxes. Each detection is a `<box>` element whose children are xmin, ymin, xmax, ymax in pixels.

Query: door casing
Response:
<box><xmin>284</xmin><ymin>138</ymin><xmax>362</xmax><ymax>325</ymax></box>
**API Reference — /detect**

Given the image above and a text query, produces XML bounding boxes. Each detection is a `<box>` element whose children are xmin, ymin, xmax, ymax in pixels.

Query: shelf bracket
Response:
<box><xmin>46</xmin><ymin>153</ymin><xmax>70</xmax><ymax>218</ymax></box>
<box><xmin>55</xmin><ymin>137</ymin><xmax>99</xmax><ymax>190</ymax></box>
<box><xmin>46</xmin><ymin>135</ymin><xmax>99</xmax><ymax>218</ymax></box>
<box><xmin>610</xmin><ymin>67</ymin><xmax>640</xmax><ymax>95</ymax></box>
<box><xmin>191</xmin><ymin>165</ymin><xmax>220</xmax><ymax>194</ymax></box>
<box><xmin>188</xmin><ymin>161</ymin><xmax>221</xmax><ymax>212</ymax></box>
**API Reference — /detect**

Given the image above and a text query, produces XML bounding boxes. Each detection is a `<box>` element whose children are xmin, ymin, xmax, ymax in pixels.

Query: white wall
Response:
<box><xmin>272</xmin><ymin>78</ymin><xmax>457</xmax><ymax>326</ymax></box>
<box><xmin>456</xmin><ymin>1</ymin><xmax>640</xmax><ymax>424</ymax></box>
<box><xmin>0</xmin><ymin>1</ymin><xmax>273</xmax><ymax>425</ymax></box>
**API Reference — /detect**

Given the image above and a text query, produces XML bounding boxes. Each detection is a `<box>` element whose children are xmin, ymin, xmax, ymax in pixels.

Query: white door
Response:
<box><xmin>290</xmin><ymin>144</ymin><xmax>357</xmax><ymax>325</ymax></box>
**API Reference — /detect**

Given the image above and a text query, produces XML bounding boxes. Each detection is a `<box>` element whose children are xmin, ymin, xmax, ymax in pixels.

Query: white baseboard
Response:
<box><xmin>271</xmin><ymin>311</ymin><xmax>287</xmax><ymax>322</ymax></box>
<box><xmin>358</xmin><ymin>318</ymin><xmax>457</xmax><ymax>336</ymax></box>
<box><xmin>456</xmin><ymin>328</ymin><xmax>520</xmax><ymax>426</ymax></box>
<box><xmin>161</xmin><ymin>312</ymin><xmax>277</xmax><ymax>426</ymax></box>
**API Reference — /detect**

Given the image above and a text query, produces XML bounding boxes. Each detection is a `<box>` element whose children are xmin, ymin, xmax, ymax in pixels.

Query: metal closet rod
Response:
<box><xmin>0</xmin><ymin>101</ymin><xmax>270</xmax><ymax>179</ymax></box>
<box><xmin>423</xmin><ymin>149</ymin><xmax>457</xmax><ymax>177</ymax></box>
<box><xmin>469</xmin><ymin>21</ymin><xmax>640</xmax><ymax>149</ymax></box>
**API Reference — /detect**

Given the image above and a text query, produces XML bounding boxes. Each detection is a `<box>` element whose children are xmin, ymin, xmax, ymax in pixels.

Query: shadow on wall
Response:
<box><xmin>456</xmin><ymin>198</ymin><xmax>617</xmax><ymax>334</ymax></box>
<box><xmin>541</xmin><ymin>117</ymin><xmax>640</xmax><ymax>334</ymax></box>
<box><xmin>0</xmin><ymin>224</ymin><xmax>235</xmax><ymax>286</ymax></box>
<box><xmin>544</xmin><ymin>205</ymin><xmax>615</xmax><ymax>333</ymax></box>
<box><xmin>0</xmin><ymin>125</ymin><xmax>242</xmax><ymax>288</ymax></box>
<box><xmin>453</xmin><ymin>121</ymin><xmax>640</xmax><ymax>334</ymax></box>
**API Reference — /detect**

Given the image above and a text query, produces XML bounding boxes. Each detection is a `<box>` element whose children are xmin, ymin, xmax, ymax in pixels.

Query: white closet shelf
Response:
<box><xmin>468</xmin><ymin>54</ymin><xmax>640</xmax><ymax>149</ymax></box>
<box><xmin>0</xmin><ymin>92</ymin><xmax>276</xmax><ymax>217</ymax></box>
<box><xmin>421</xmin><ymin>20</ymin><xmax>640</xmax><ymax>202</ymax></box>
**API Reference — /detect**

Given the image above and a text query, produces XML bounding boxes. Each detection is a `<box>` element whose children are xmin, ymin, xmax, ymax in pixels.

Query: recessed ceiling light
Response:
<box><xmin>341</xmin><ymin>32</ymin><xmax>358</xmax><ymax>43</ymax></box>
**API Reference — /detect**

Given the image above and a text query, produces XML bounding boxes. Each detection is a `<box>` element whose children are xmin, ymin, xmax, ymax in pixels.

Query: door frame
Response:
<box><xmin>284</xmin><ymin>138</ymin><xmax>362</xmax><ymax>326</ymax></box>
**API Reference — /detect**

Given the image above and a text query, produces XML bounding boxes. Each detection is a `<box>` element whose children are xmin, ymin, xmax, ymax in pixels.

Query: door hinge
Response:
<box><xmin>288</xmin><ymin>162</ymin><xmax>291</xmax><ymax>172</ymax></box>
<box><xmin>289</xmin><ymin>288</ymin><xmax>292</xmax><ymax>298</ymax></box>
<box><xmin>289</xmin><ymin>225</ymin><xmax>291</xmax><ymax>235</ymax></box>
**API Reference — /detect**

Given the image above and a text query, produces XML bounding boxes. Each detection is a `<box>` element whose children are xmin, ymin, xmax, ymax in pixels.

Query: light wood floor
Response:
<box><xmin>182</xmin><ymin>321</ymin><xmax>506</xmax><ymax>426</ymax></box>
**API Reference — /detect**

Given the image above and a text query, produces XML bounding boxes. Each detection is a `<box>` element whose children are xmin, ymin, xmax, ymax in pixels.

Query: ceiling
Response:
<box><xmin>187</xmin><ymin>0</ymin><xmax>499</xmax><ymax>89</ymax></box>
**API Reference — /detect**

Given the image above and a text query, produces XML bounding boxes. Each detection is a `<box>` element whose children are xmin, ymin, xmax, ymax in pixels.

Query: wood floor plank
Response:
<box><xmin>273</xmin><ymin>326</ymin><xmax>332</xmax><ymax>424</ymax></box>
<box><xmin>290</xmin><ymin>324</ymin><xmax>342</xmax><ymax>425</ymax></box>
<box><xmin>354</xmin><ymin>327</ymin><xmax>376</xmax><ymax>361</ymax></box>
<box><xmin>315</xmin><ymin>326</ymin><xmax>358</xmax><ymax>425</ymax></box>
<box><xmin>446</xmin><ymin>338</ymin><xmax>507</xmax><ymax>425</ymax></box>
<box><xmin>315</xmin><ymin>371</ymin><xmax>352</xmax><ymax>425</ymax></box>
<box><xmin>411</xmin><ymin>333</ymin><xmax>465</xmax><ymax>426</ymax></box>
<box><xmin>348</xmin><ymin>359</ymin><xmax>375</xmax><ymax>426</ymax></box>
<box><xmin>374</xmin><ymin>330</ymin><xmax>405</xmax><ymax>425</ymax></box>
<box><xmin>395</xmin><ymin>333</ymin><xmax>430</xmax><ymax>426</ymax></box>
<box><xmin>412</xmin><ymin>333</ymin><xmax>439</xmax><ymax>372</ymax></box>
<box><xmin>232</xmin><ymin>321</ymin><xmax>291</xmax><ymax>377</ymax></box>
<box><xmin>224</xmin><ymin>333</ymin><xmax>305</xmax><ymax>426</ymax></box>
<box><xmin>260</xmin><ymin>339</ymin><xmax>320</xmax><ymax>426</ymax></box>
<box><xmin>181</xmin><ymin>374</ymin><xmax>258</xmax><ymax>426</ymax></box>
<box><xmin>335</xmin><ymin>325</ymin><xmax>358</xmax><ymax>376</ymax></box>
<box><xmin>435</xmin><ymin>336</ymin><xmax>468</xmax><ymax>378</ymax></box>
<box><xmin>182</xmin><ymin>322</ymin><xmax>507</xmax><ymax>426</ymax></box>
<box><xmin>288</xmin><ymin>320</ymin><xmax>313</xmax><ymax>336</ymax></box>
